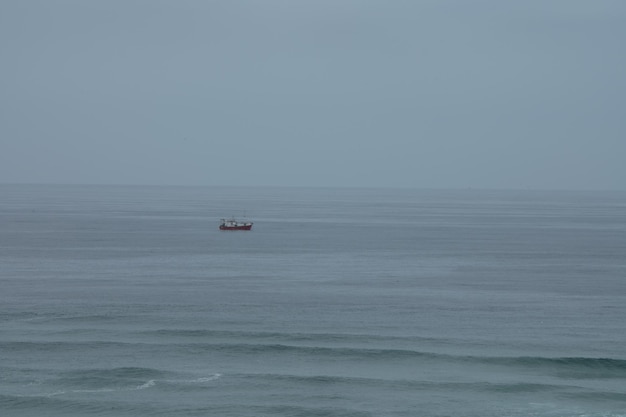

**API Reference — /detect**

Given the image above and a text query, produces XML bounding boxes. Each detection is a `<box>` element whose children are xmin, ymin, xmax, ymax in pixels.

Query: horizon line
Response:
<box><xmin>1</xmin><ymin>181</ymin><xmax>624</xmax><ymax>193</ymax></box>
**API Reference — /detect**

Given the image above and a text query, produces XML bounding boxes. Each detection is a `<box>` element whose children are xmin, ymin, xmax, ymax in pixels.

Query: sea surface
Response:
<box><xmin>1</xmin><ymin>184</ymin><xmax>625</xmax><ymax>417</ymax></box>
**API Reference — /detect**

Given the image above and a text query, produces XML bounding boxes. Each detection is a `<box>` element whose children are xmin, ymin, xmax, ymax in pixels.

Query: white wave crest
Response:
<box><xmin>136</xmin><ymin>379</ymin><xmax>156</xmax><ymax>390</ymax></box>
<box><xmin>73</xmin><ymin>388</ymin><xmax>116</xmax><ymax>394</ymax></box>
<box><xmin>193</xmin><ymin>373</ymin><xmax>222</xmax><ymax>382</ymax></box>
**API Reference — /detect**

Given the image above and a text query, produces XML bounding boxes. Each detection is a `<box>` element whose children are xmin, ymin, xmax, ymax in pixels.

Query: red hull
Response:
<box><xmin>219</xmin><ymin>224</ymin><xmax>252</xmax><ymax>231</ymax></box>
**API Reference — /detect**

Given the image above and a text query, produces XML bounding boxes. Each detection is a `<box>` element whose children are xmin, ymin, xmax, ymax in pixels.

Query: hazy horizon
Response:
<box><xmin>3</xmin><ymin>182</ymin><xmax>626</xmax><ymax>194</ymax></box>
<box><xmin>2</xmin><ymin>1</ymin><xmax>625</xmax><ymax>190</ymax></box>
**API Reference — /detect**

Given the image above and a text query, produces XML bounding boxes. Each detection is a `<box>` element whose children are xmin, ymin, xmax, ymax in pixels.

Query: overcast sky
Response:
<box><xmin>1</xmin><ymin>0</ymin><xmax>625</xmax><ymax>190</ymax></box>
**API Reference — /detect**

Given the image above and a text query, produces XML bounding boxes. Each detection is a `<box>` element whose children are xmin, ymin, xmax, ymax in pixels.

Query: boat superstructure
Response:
<box><xmin>219</xmin><ymin>218</ymin><xmax>253</xmax><ymax>231</ymax></box>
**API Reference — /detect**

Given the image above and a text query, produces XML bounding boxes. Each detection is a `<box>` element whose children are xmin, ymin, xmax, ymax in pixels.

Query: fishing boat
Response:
<box><xmin>219</xmin><ymin>218</ymin><xmax>253</xmax><ymax>231</ymax></box>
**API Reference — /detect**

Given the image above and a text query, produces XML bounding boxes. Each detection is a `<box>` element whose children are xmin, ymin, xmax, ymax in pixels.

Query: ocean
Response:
<box><xmin>1</xmin><ymin>184</ymin><xmax>625</xmax><ymax>417</ymax></box>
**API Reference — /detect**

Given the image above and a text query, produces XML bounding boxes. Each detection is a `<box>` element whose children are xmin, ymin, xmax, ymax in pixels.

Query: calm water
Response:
<box><xmin>1</xmin><ymin>184</ymin><xmax>625</xmax><ymax>417</ymax></box>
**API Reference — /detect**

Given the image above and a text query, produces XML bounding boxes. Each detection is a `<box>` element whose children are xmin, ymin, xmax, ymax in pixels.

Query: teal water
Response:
<box><xmin>1</xmin><ymin>184</ymin><xmax>626</xmax><ymax>416</ymax></box>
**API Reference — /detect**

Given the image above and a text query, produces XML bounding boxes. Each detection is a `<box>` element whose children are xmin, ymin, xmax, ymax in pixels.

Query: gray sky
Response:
<box><xmin>2</xmin><ymin>0</ymin><xmax>625</xmax><ymax>190</ymax></box>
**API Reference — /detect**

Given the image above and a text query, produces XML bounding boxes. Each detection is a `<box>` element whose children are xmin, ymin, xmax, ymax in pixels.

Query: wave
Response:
<box><xmin>4</xmin><ymin>338</ymin><xmax>626</xmax><ymax>382</ymax></box>
<box><xmin>135</xmin><ymin>330</ymin><xmax>626</xmax><ymax>375</ymax></box>
<box><xmin>136</xmin><ymin>379</ymin><xmax>155</xmax><ymax>390</ymax></box>
<box><xmin>0</xmin><ymin>340</ymin><xmax>136</xmax><ymax>353</ymax></box>
<box><xmin>184</xmin><ymin>374</ymin><xmax>222</xmax><ymax>383</ymax></box>
<box><xmin>485</xmin><ymin>356</ymin><xmax>626</xmax><ymax>379</ymax></box>
<box><xmin>561</xmin><ymin>390</ymin><xmax>626</xmax><ymax>404</ymax></box>
<box><xmin>54</xmin><ymin>367</ymin><xmax>221</xmax><ymax>386</ymax></box>
<box><xmin>3</xmin><ymin>312</ymin><xmax>139</xmax><ymax>324</ymax></box>
<box><xmin>32</xmin><ymin>367</ymin><xmax>169</xmax><ymax>396</ymax></box>
<box><xmin>180</xmin><ymin>342</ymin><xmax>626</xmax><ymax>374</ymax></box>
<box><xmin>0</xmin><ymin>392</ymin><xmax>368</xmax><ymax>417</ymax></box>
<box><xmin>3</xmin><ymin>368</ymin><xmax>625</xmax><ymax>416</ymax></box>
<box><xmin>34</xmin><ymin>373</ymin><xmax>221</xmax><ymax>398</ymax></box>
<box><xmin>229</xmin><ymin>372</ymin><xmax>571</xmax><ymax>392</ymax></box>
<box><xmin>60</xmin><ymin>366</ymin><xmax>169</xmax><ymax>381</ymax></box>
<box><xmin>0</xmin><ymin>393</ymin><xmax>161</xmax><ymax>415</ymax></box>
<box><xmin>0</xmin><ymin>367</ymin><xmax>223</xmax><ymax>409</ymax></box>
<box><xmin>146</xmin><ymin>328</ymin><xmax>446</xmax><ymax>345</ymax></box>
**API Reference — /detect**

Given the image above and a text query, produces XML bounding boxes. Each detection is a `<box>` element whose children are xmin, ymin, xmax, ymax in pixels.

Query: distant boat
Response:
<box><xmin>219</xmin><ymin>218</ymin><xmax>253</xmax><ymax>231</ymax></box>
